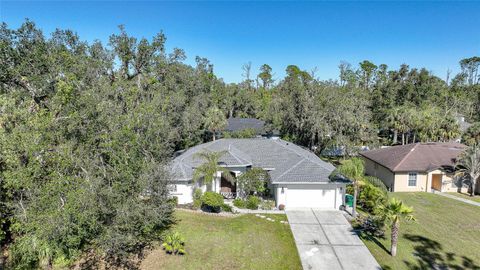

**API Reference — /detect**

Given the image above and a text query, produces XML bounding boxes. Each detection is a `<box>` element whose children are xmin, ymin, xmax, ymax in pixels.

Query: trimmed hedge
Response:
<box><xmin>221</xmin><ymin>203</ymin><xmax>233</xmax><ymax>212</ymax></box>
<box><xmin>193</xmin><ymin>188</ymin><xmax>203</xmax><ymax>209</ymax></box>
<box><xmin>246</xmin><ymin>196</ymin><xmax>260</xmax><ymax>210</ymax></box>
<box><xmin>233</xmin><ymin>198</ymin><xmax>246</xmax><ymax>208</ymax></box>
<box><xmin>201</xmin><ymin>192</ymin><xmax>224</xmax><ymax>213</ymax></box>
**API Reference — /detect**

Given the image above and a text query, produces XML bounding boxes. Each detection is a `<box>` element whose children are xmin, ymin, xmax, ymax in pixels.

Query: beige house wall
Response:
<box><xmin>428</xmin><ymin>169</ymin><xmax>469</xmax><ymax>193</ymax></box>
<box><xmin>363</xmin><ymin>157</ymin><xmax>395</xmax><ymax>191</ymax></box>
<box><xmin>394</xmin><ymin>171</ymin><xmax>469</xmax><ymax>193</ymax></box>
<box><xmin>393</xmin><ymin>172</ymin><xmax>428</xmax><ymax>192</ymax></box>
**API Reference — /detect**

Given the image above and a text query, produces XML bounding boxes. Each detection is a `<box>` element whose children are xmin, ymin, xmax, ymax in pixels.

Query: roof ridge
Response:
<box><xmin>180</xmin><ymin>139</ymin><xmax>216</xmax><ymax>163</ymax></box>
<box><xmin>273</xmin><ymin>139</ymin><xmax>332</xmax><ymax>170</ymax></box>
<box><xmin>392</xmin><ymin>143</ymin><xmax>419</xmax><ymax>171</ymax></box>
<box><xmin>227</xmin><ymin>144</ymin><xmax>252</xmax><ymax>165</ymax></box>
<box><xmin>274</xmin><ymin>159</ymin><xmax>305</xmax><ymax>181</ymax></box>
<box><xmin>273</xmin><ymin>139</ymin><xmax>301</xmax><ymax>156</ymax></box>
<box><xmin>179</xmin><ymin>162</ymin><xmax>187</xmax><ymax>179</ymax></box>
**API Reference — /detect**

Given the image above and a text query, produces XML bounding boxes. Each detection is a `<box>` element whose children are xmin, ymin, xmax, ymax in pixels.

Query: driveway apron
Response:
<box><xmin>286</xmin><ymin>209</ymin><xmax>381</xmax><ymax>270</ymax></box>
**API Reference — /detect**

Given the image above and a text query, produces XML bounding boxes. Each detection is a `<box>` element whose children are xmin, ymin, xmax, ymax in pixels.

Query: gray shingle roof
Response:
<box><xmin>170</xmin><ymin>138</ymin><xmax>335</xmax><ymax>183</ymax></box>
<box><xmin>225</xmin><ymin>118</ymin><xmax>265</xmax><ymax>133</ymax></box>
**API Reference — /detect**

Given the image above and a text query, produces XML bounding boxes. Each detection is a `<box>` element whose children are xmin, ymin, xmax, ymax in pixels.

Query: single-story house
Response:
<box><xmin>360</xmin><ymin>142</ymin><xmax>469</xmax><ymax>193</ymax></box>
<box><xmin>170</xmin><ymin>138</ymin><xmax>346</xmax><ymax>209</ymax></box>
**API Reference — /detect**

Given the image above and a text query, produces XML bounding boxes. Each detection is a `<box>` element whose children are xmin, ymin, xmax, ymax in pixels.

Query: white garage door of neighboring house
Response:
<box><xmin>286</xmin><ymin>187</ymin><xmax>336</xmax><ymax>208</ymax></box>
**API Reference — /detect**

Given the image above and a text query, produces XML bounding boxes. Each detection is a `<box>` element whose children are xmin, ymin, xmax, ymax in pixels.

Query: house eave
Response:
<box><xmin>271</xmin><ymin>181</ymin><xmax>343</xmax><ymax>185</ymax></box>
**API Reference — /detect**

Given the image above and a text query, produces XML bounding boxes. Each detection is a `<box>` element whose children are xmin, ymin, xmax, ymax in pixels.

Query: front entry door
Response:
<box><xmin>220</xmin><ymin>177</ymin><xmax>236</xmax><ymax>193</ymax></box>
<box><xmin>431</xmin><ymin>174</ymin><xmax>442</xmax><ymax>191</ymax></box>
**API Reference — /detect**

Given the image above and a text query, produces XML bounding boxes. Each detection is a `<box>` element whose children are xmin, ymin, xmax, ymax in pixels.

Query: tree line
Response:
<box><xmin>0</xmin><ymin>20</ymin><xmax>479</xmax><ymax>268</ymax></box>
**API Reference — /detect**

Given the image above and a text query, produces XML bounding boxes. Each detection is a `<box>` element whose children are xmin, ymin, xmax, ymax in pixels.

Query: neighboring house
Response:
<box><xmin>170</xmin><ymin>138</ymin><xmax>346</xmax><ymax>209</ymax></box>
<box><xmin>360</xmin><ymin>142</ymin><xmax>469</xmax><ymax>193</ymax></box>
<box><xmin>455</xmin><ymin>114</ymin><xmax>472</xmax><ymax>143</ymax></box>
<box><xmin>456</xmin><ymin>114</ymin><xmax>472</xmax><ymax>133</ymax></box>
<box><xmin>223</xmin><ymin>117</ymin><xmax>280</xmax><ymax>138</ymax></box>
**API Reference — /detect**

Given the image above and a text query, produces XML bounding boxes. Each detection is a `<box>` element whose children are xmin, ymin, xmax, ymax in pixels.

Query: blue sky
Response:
<box><xmin>1</xmin><ymin>1</ymin><xmax>479</xmax><ymax>83</ymax></box>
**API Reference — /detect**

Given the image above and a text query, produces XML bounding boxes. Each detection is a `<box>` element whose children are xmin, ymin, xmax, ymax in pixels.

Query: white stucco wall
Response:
<box><xmin>171</xmin><ymin>183</ymin><xmax>195</xmax><ymax>204</ymax></box>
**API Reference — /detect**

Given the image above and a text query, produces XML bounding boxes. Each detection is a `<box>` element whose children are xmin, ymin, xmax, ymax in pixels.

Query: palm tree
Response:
<box><xmin>334</xmin><ymin>157</ymin><xmax>386</xmax><ymax>217</ymax></box>
<box><xmin>204</xmin><ymin>107</ymin><xmax>227</xmax><ymax>141</ymax></box>
<box><xmin>385</xmin><ymin>107</ymin><xmax>400</xmax><ymax>145</ymax></box>
<box><xmin>456</xmin><ymin>144</ymin><xmax>480</xmax><ymax>197</ymax></box>
<box><xmin>192</xmin><ymin>151</ymin><xmax>235</xmax><ymax>190</ymax></box>
<box><xmin>377</xmin><ymin>198</ymin><xmax>414</xmax><ymax>256</ymax></box>
<box><xmin>385</xmin><ymin>106</ymin><xmax>410</xmax><ymax>145</ymax></box>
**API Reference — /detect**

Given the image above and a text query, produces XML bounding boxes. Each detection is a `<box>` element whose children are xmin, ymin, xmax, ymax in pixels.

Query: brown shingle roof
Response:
<box><xmin>360</xmin><ymin>142</ymin><xmax>466</xmax><ymax>172</ymax></box>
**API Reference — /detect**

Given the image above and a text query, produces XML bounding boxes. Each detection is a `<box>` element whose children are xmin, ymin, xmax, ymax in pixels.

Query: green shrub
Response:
<box><xmin>168</xmin><ymin>196</ymin><xmax>178</xmax><ymax>206</ymax></box>
<box><xmin>359</xmin><ymin>184</ymin><xmax>386</xmax><ymax>214</ymax></box>
<box><xmin>201</xmin><ymin>192</ymin><xmax>224</xmax><ymax>213</ymax></box>
<box><xmin>237</xmin><ymin>168</ymin><xmax>269</xmax><ymax>197</ymax></box>
<box><xmin>246</xmin><ymin>196</ymin><xmax>260</xmax><ymax>210</ymax></box>
<box><xmin>260</xmin><ymin>200</ymin><xmax>275</xmax><ymax>210</ymax></box>
<box><xmin>193</xmin><ymin>188</ymin><xmax>203</xmax><ymax>209</ymax></box>
<box><xmin>53</xmin><ymin>255</ymin><xmax>74</xmax><ymax>269</ymax></box>
<box><xmin>162</xmin><ymin>231</ymin><xmax>186</xmax><ymax>255</ymax></box>
<box><xmin>221</xmin><ymin>203</ymin><xmax>233</xmax><ymax>212</ymax></box>
<box><xmin>9</xmin><ymin>235</ymin><xmax>62</xmax><ymax>269</ymax></box>
<box><xmin>233</xmin><ymin>198</ymin><xmax>246</xmax><ymax>208</ymax></box>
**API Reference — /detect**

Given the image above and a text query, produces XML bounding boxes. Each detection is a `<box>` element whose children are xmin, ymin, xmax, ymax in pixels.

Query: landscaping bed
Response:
<box><xmin>359</xmin><ymin>192</ymin><xmax>480</xmax><ymax>270</ymax></box>
<box><xmin>140</xmin><ymin>210</ymin><xmax>301</xmax><ymax>270</ymax></box>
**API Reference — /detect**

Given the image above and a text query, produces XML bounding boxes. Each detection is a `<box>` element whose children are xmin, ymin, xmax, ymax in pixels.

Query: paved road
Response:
<box><xmin>286</xmin><ymin>209</ymin><xmax>381</xmax><ymax>270</ymax></box>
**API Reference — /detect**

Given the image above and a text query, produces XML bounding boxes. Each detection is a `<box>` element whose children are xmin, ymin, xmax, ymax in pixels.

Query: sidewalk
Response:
<box><xmin>233</xmin><ymin>208</ymin><xmax>285</xmax><ymax>214</ymax></box>
<box><xmin>432</xmin><ymin>190</ymin><xmax>480</xmax><ymax>207</ymax></box>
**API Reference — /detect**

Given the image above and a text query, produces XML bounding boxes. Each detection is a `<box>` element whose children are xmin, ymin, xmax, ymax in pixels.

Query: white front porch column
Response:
<box><xmin>276</xmin><ymin>186</ymin><xmax>287</xmax><ymax>207</ymax></box>
<box><xmin>215</xmin><ymin>171</ymin><xmax>221</xmax><ymax>193</ymax></box>
<box><xmin>232</xmin><ymin>171</ymin><xmax>241</xmax><ymax>198</ymax></box>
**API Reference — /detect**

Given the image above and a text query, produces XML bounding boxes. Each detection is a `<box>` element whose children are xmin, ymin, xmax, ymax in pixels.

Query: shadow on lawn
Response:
<box><xmin>403</xmin><ymin>234</ymin><xmax>480</xmax><ymax>270</ymax></box>
<box><xmin>74</xmin><ymin>246</ymin><xmax>147</xmax><ymax>270</ymax></box>
<box><xmin>358</xmin><ymin>232</ymin><xmax>389</xmax><ymax>255</ymax></box>
<box><xmin>361</xmin><ymin>232</ymin><xmax>480</xmax><ymax>270</ymax></box>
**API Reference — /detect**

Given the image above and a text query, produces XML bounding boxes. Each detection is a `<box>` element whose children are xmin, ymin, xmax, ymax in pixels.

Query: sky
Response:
<box><xmin>1</xmin><ymin>1</ymin><xmax>480</xmax><ymax>83</ymax></box>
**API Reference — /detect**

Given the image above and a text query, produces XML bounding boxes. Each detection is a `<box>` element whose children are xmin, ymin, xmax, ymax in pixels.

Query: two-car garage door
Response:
<box><xmin>285</xmin><ymin>186</ymin><xmax>337</xmax><ymax>209</ymax></box>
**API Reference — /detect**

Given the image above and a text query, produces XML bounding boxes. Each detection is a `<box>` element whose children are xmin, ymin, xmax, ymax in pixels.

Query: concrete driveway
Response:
<box><xmin>286</xmin><ymin>209</ymin><xmax>381</xmax><ymax>270</ymax></box>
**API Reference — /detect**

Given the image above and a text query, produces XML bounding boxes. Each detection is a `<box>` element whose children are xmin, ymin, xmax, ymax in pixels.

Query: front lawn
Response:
<box><xmin>447</xmin><ymin>192</ymin><xmax>480</xmax><ymax>203</ymax></box>
<box><xmin>360</xmin><ymin>192</ymin><xmax>480</xmax><ymax>270</ymax></box>
<box><xmin>140</xmin><ymin>210</ymin><xmax>301</xmax><ymax>270</ymax></box>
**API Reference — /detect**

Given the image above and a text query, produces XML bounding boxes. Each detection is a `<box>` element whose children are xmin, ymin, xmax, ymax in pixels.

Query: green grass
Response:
<box><xmin>140</xmin><ymin>210</ymin><xmax>301</xmax><ymax>270</ymax></box>
<box><xmin>447</xmin><ymin>192</ymin><xmax>480</xmax><ymax>203</ymax></box>
<box><xmin>359</xmin><ymin>192</ymin><xmax>480</xmax><ymax>270</ymax></box>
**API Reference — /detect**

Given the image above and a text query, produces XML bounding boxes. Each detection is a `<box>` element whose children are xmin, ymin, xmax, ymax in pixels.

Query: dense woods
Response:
<box><xmin>1</xmin><ymin>20</ymin><xmax>479</xmax><ymax>268</ymax></box>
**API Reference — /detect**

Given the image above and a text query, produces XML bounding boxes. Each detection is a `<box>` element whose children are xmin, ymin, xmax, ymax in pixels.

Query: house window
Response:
<box><xmin>408</xmin><ymin>173</ymin><xmax>417</xmax><ymax>187</ymax></box>
<box><xmin>168</xmin><ymin>184</ymin><xmax>177</xmax><ymax>193</ymax></box>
